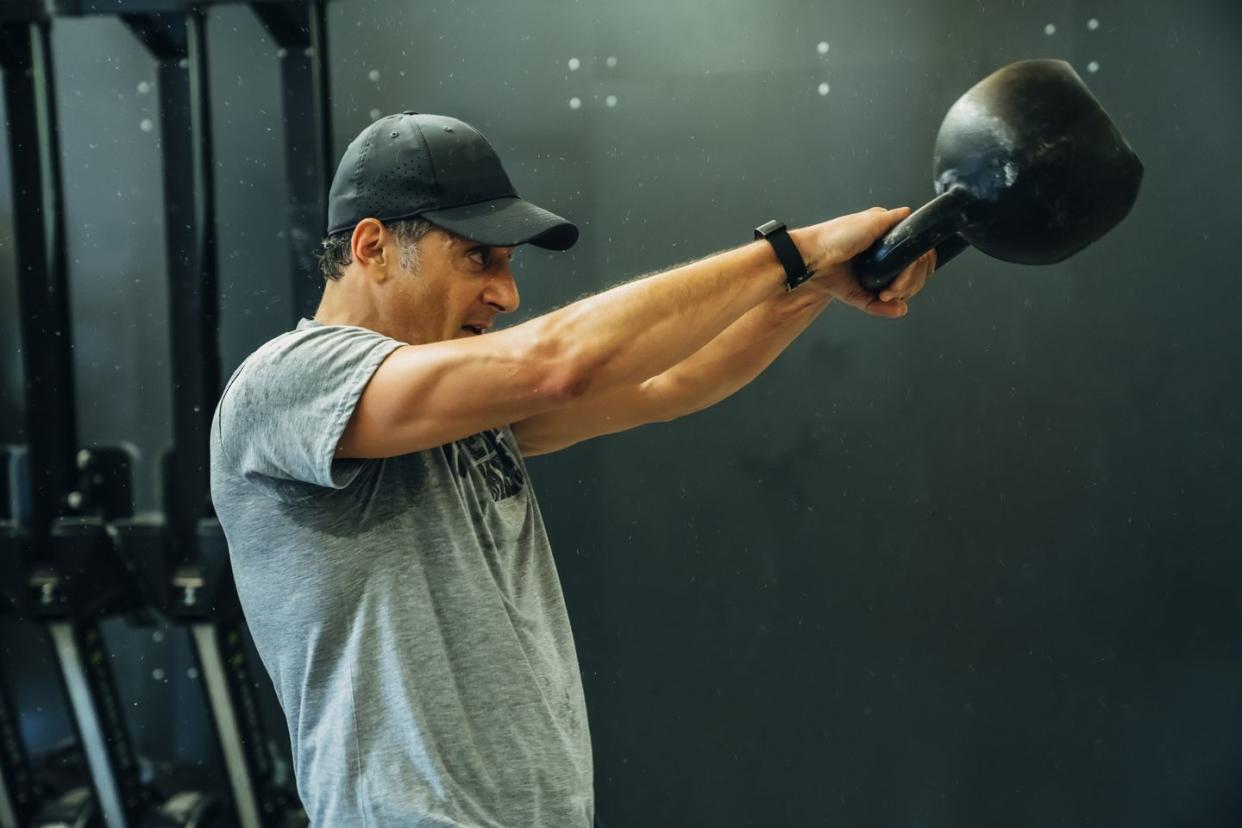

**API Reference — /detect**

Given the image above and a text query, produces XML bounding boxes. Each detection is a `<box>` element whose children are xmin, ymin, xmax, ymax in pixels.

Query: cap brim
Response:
<box><xmin>420</xmin><ymin>196</ymin><xmax>579</xmax><ymax>251</ymax></box>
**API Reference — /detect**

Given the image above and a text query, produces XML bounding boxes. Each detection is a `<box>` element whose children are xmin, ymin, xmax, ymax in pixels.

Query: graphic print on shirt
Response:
<box><xmin>461</xmin><ymin>429</ymin><xmax>526</xmax><ymax>502</ymax></box>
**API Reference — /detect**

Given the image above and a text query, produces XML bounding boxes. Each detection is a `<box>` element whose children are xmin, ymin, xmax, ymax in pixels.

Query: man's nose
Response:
<box><xmin>484</xmin><ymin>265</ymin><xmax>520</xmax><ymax>314</ymax></box>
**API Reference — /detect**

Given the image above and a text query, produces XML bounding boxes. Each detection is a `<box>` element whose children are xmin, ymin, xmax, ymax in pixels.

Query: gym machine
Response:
<box><xmin>0</xmin><ymin>1</ymin><xmax>221</xmax><ymax>825</ymax></box>
<box><xmin>2</xmin><ymin>1</ymin><xmax>331</xmax><ymax>823</ymax></box>
<box><xmin>1</xmin><ymin>447</ymin><xmax>103</xmax><ymax>828</ymax></box>
<box><xmin>54</xmin><ymin>1</ymin><xmax>319</xmax><ymax>825</ymax></box>
<box><xmin>0</xmin><ymin>4</ymin><xmax>125</xmax><ymax>825</ymax></box>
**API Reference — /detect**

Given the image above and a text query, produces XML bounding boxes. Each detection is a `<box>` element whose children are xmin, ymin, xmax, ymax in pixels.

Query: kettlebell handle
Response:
<box><xmin>853</xmin><ymin>188</ymin><xmax>973</xmax><ymax>292</ymax></box>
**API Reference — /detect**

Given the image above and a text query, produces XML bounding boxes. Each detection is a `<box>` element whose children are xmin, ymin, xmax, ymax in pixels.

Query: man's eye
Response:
<box><xmin>469</xmin><ymin>248</ymin><xmax>489</xmax><ymax>266</ymax></box>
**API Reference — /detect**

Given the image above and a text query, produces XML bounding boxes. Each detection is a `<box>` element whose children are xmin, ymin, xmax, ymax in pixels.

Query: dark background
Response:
<box><xmin>2</xmin><ymin>0</ymin><xmax>1240</xmax><ymax>825</ymax></box>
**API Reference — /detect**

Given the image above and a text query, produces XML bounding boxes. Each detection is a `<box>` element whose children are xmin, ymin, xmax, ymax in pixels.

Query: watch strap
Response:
<box><xmin>754</xmin><ymin>220</ymin><xmax>812</xmax><ymax>290</ymax></box>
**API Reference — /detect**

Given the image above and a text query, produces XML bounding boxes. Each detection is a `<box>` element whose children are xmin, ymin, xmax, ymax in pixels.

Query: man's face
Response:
<box><xmin>385</xmin><ymin>227</ymin><xmax>520</xmax><ymax>345</ymax></box>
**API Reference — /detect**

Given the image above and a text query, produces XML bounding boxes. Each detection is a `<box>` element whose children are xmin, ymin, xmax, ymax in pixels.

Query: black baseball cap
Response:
<box><xmin>326</xmin><ymin>111</ymin><xmax>579</xmax><ymax>251</ymax></box>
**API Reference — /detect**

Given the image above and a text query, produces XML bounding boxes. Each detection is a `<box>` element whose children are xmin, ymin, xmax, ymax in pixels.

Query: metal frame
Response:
<box><xmin>251</xmin><ymin>0</ymin><xmax>334</xmax><ymax>321</ymax></box>
<box><xmin>0</xmin><ymin>9</ymin><xmax>125</xmax><ymax>827</ymax></box>
<box><xmin>2</xmin><ymin>3</ymin><xmax>329</xmax><ymax>824</ymax></box>
<box><xmin>117</xmin><ymin>5</ymin><xmax>222</xmax><ymax>552</ymax></box>
<box><xmin>0</xmin><ymin>7</ymin><xmax>76</xmax><ymax>557</ymax></box>
<box><xmin>47</xmin><ymin>618</ymin><xmax>141</xmax><ymax>828</ymax></box>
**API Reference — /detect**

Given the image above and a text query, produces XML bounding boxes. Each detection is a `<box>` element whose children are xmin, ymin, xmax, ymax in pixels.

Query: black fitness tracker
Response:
<box><xmin>754</xmin><ymin>220</ymin><xmax>812</xmax><ymax>290</ymax></box>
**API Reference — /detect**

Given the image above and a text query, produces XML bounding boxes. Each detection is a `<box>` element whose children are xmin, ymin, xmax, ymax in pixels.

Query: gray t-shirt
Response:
<box><xmin>209</xmin><ymin>318</ymin><xmax>594</xmax><ymax>827</ymax></box>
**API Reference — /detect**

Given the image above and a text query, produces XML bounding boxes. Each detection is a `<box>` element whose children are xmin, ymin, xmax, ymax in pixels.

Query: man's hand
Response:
<box><xmin>793</xmin><ymin>206</ymin><xmax>937</xmax><ymax>318</ymax></box>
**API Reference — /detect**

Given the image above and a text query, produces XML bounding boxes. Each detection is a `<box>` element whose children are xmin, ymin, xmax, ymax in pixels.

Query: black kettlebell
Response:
<box><xmin>853</xmin><ymin>59</ymin><xmax>1144</xmax><ymax>292</ymax></box>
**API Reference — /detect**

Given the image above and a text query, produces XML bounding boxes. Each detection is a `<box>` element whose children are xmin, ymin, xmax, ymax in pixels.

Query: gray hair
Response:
<box><xmin>316</xmin><ymin>218</ymin><xmax>437</xmax><ymax>281</ymax></box>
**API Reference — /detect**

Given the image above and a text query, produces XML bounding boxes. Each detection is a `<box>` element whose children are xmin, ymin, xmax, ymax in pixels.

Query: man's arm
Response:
<box><xmin>512</xmin><ymin>213</ymin><xmax>937</xmax><ymax>457</ymax></box>
<box><xmin>512</xmin><ymin>284</ymin><xmax>834</xmax><ymax>456</ymax></box>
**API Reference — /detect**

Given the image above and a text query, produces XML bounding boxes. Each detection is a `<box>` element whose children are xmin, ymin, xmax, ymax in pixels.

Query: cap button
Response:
<box><xmin>443</xmin><ymin>126</ymin><xmax>454</xmax><ymax>133</ymax></box>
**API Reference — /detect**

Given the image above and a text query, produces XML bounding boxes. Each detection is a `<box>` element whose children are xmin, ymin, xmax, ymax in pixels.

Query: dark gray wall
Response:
<box><xmin>2</xmin><ymin>0</ymin><xmax>1239</xmax><ymax>824</ymax></box>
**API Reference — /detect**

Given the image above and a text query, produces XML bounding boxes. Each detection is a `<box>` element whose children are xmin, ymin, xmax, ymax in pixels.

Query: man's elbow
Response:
<box><xmin>532</xmin><ymin>335</ymin><xmax>596</xmax><ymax>405</ymax></box>
<box><xmin>640</xmin><ymin>373</ymin><xmax>696</xmax><ymax>423</ymax></box>
<box><xmin>544</xmin><ymin>365</ymin><xmax>593</xmax><ymax>404</ymax></box>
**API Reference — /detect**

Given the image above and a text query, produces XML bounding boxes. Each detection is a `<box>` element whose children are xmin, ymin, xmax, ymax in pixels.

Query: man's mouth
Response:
<box><xmin>461</xmin><ymin>325</ymin><xmax>487</xmax><ymax>336</ymax></box>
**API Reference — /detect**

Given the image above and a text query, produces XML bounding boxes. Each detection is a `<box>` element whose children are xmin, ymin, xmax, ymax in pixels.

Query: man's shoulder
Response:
<box><xmin>233</xmin><ymin>322</ymin><xmax>397</xmax><ymax>386</ymax></box>
<box><xmin>210</xmin><ymin>321</ymin><xmax>403</xmax><ymax>494</ymax></box>
<box><xmin>257</xmin><ymin>320</ymin><xmax>392</xmax><ymax>359</ymax></box>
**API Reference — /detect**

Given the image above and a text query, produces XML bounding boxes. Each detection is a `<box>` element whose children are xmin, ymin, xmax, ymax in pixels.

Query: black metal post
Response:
<box><xmin>0</xmin><ymin>14</ymin><xmax>76</xmax><ymax>557</ymax></box>
<box><xmin>124</xmin><ymin>8</ymin><xmax>221</xmax><ymax>549</ymax></box>
<box><xmin>252</xmin><ymin>0</ymin><xmax>334</xmax><ymax>321</ymax></box>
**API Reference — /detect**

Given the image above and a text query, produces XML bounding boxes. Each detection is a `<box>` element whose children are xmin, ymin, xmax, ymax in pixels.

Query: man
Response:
<box><xmin>209</xmin><ymin>111</ymin><xmax>934</xmax><ymax>827</ymax></box>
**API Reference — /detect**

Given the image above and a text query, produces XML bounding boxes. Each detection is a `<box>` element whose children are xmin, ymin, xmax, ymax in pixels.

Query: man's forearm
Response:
<box><xmin>644</xmin><ymin>280</ymin><xmax>834</xmax><ymax>418</ymax></box>
<box><xmin>532</xmin><ymin>231</ymin><xmax>815</xmax><ymax>393</ymax></box>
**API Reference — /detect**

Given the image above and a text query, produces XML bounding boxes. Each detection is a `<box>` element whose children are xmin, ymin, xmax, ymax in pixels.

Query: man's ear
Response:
<box><xmin>350</xmin><ymin>218</ymin><xmax>390</xmax><ymax>279</ymax></box>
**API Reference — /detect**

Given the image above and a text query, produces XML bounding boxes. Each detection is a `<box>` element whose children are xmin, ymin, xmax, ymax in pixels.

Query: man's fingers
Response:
<box><xmin>866</xmin><ymin>297</ymin><xmax>908</xmax><ymax>318</ymax></box>
<box><xmin>835</xmin><ymin>232</ymin><xmax>934</xmax><ymax>319</ymax></box>
<box><xmin>879</xmin><ymin>250</ymin><xmax>936</xmax><ymax>302</ymax></box>
<box><xmin>835</xmin><ymin>280</ymin><xmax>908</xmax><ymax>318</ymax></box>
<box><xmin>864</xmin><ymin>205</ymin><xmax>910</xmax><ymax>231</ymax></box>
<box><xmin>880</xmin><ymin>206</ymin><xmax>911</xmax><ymax>227</ymax></box>
<box><xmin>879</xmin><ymin>260</ymin><xmax>920</xmax><ymax>302</ymax></box>
<box><xmin>880</xmin><ymin>264</ymin><xmax>916</xmax><ymax>302</ymax></box>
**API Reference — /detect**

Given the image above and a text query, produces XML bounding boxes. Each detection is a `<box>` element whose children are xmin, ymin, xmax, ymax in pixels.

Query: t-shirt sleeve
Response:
<box><xmin>215</xmin><ymin>325</ymin><xmax>404</xmax><ymax>494</ymax></box>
